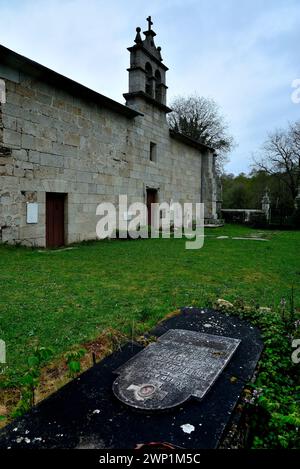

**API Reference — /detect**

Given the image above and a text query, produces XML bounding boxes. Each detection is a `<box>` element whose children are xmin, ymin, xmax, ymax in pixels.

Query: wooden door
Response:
<box><xmin>146</xmin><ymin>189</ymin><xmax>157</xmax><ymax>226</ymax></box>
<box><xmin>46</xmin><ymin>193</ymin><xmax>65</xmax><ymax>248</ymax></box>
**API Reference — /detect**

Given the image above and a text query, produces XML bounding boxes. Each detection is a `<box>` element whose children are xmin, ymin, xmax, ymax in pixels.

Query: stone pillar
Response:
<box><xmin>201</xmin><ymin>151</ymin><xmax>218</xmax><ymax>222</ymax></box>
<box><xmin>216</xmin><ymin>175</ymin><xmax>223</xmax><ymax>219</ymax></box>
<box><xmin>261</xmin><ymin>189</ymin><xmax>271</xmax><ymax>221</ymax></box>
<box><xmin>128</xmin><ymin>67</ymin><xmax>145</xmax><ymax>94</ymax></box>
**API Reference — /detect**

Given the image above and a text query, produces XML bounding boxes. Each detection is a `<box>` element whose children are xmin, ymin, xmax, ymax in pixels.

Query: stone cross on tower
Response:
<box><xmin>124</xmin><ymin>16</ymin><xmax>171</xmax><ymax>115</ymax></box>
<box><xmin>146</xmin><ymin>16</ymin><xmax>153</xmax><ymax>31</ymax></box>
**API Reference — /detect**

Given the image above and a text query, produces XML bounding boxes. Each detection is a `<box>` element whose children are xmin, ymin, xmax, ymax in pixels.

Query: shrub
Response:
<box><xmin>221</xmin><ymin>299</ymin><xmax>300</xmax><ymax>449</ymax></box>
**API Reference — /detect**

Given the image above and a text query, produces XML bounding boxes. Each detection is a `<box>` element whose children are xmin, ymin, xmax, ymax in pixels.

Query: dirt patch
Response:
<box><xmin>158</xmin><ymin>309</ymin><xmax>181</xmax><ymax>322</ymax></box>
<box><xmin>0</xmin><ymin>388</ymin><xmax>21</xmax><ymax>429</ymax></box>
<box><xmin>36</xmin><ymin>328</ymin><xmax>128</xmax><ymax>403</ymax></box>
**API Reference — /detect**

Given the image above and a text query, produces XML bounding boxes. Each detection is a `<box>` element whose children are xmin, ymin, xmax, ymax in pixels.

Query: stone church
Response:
<box><xmin>0</xmin><ymin>17</ymin><xmax>218</xmax><ymax>247</ymax></box>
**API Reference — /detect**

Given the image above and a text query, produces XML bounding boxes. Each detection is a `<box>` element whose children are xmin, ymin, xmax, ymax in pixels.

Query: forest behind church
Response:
<box><xmin>221</xmin><ymin>171</ymin><xmax>295</xmax><ymax>216</ymax></box>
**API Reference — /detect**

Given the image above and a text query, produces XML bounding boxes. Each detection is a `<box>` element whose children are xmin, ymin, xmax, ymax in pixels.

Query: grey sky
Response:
<box><xmin>0</xmin><ymin>0</ymin><xmax>299</xmax><ymax>174</ymax></box>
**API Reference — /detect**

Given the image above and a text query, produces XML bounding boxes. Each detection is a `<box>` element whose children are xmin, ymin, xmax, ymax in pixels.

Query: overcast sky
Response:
<box><xmin>0</xmin><ymin>0</ymin><xmax>299</xmax><ymax>174</ymax></box>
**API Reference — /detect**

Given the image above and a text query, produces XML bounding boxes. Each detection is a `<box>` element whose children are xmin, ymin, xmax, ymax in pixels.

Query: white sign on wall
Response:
<box><xmin>27</xmin><ymin>202</ymin><xmax>38</xmax><ymax>224</ymax></box>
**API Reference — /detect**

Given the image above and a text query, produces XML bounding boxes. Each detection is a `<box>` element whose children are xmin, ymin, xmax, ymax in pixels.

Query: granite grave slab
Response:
<box><xmin>113</xmin><ymin>329</ymin><xmax>240</xmax><ymax>410</ymax></box>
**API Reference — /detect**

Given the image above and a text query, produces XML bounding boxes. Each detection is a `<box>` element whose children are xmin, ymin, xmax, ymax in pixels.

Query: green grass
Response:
<box><xmin>0</xmin><ymin>224</ymin><xmax>300</xmax><ymax>384</ymax></box>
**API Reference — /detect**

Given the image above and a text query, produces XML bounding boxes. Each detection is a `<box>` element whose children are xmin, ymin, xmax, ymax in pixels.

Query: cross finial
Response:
<box><xmin>146</xmin><ymin>16</ymin><xmax>153</xmax><ymax>31</ymax></box>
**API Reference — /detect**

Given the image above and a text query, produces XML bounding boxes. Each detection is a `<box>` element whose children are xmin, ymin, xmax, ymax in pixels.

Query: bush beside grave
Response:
<box><xmin>216</xmin><ymin>299</ymin><xmax>300</xmax><ymax>449</ymax></box>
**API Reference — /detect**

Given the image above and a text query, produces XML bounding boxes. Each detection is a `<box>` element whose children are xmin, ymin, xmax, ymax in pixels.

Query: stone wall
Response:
<box><xmin>0</xmin><ymin>67</ymin><xmax>216</xmax><ymax>246</ymax></box>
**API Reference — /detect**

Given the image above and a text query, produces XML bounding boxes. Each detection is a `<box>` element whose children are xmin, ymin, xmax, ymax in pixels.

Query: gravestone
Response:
<box><xmin>113</xmin><ymin>329</ymin><xmax>240</xmax><ymax>410</ymax></box>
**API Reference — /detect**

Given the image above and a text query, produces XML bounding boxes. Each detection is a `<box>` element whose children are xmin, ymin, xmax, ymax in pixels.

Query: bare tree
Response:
<box><xmin>168</xmin><ymin>94</ymin><xmax>235</xmax><ymax>172</ymax></box>
<box><xmin>292</xmin><ymin>120</ymin><xmax>300</xmax><ymax>157</ymax></box>
<box><xmin>253</xmin><ymin>121</ymin><xmax>300</xmax><ymax>200</ymax></box>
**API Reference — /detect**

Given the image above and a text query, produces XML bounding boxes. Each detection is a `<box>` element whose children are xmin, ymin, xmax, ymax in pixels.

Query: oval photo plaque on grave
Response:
<box><xmin>113</xmin><ymin>329</ymin><xmax>240</xmax><ymax>410</ymax></box>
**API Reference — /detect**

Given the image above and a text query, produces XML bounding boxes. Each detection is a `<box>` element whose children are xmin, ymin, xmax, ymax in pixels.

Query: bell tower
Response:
<box><xmin>124</xmin><ymin>16</ymin><xmax>171</xmax><ymax>114</ymax></box>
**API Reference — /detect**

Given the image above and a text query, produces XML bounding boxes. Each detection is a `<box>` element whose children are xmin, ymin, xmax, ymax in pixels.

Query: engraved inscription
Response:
<box><xmin>113</xmin><ymin>329</ymin><xmax>240</xmax><ymax>410</ymax></box>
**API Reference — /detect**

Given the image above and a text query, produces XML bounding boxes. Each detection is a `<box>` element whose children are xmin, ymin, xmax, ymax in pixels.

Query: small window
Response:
<box><xmin>150</xmin><ymin>142</ymin><xmax>157</xmax><ymax>162</ymax></box>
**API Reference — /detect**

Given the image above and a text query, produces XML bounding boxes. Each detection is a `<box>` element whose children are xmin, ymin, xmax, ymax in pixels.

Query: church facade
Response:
<box><xmin>0</xmin><ymin>18</ymin><xmax>218</xmax><ymax>247</ymax></box>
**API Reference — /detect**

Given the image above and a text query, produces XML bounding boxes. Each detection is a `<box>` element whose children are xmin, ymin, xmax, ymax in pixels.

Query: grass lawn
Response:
<box><xmin>0</xmin><ymin>224</ymin><xmax>300</xmax><ymax>384</ymax></box>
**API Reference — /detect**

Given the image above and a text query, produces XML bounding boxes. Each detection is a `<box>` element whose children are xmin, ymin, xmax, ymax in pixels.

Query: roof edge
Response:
<box><xmin>0</xmin><ymin>44</ymin><xmax>142</xmax><ymax>119</ymax></box>
<box><xmin>169</xmin><ymin>129</ymin><xmax>215</xmax><ymax>153</ymax></box>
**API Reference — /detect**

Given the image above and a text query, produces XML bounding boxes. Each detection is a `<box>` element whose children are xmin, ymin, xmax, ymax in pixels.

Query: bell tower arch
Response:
<box><xmin>124</xmin><ymin>16</ymin><xmax>171</xmax><ymax>115</ymax></box>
